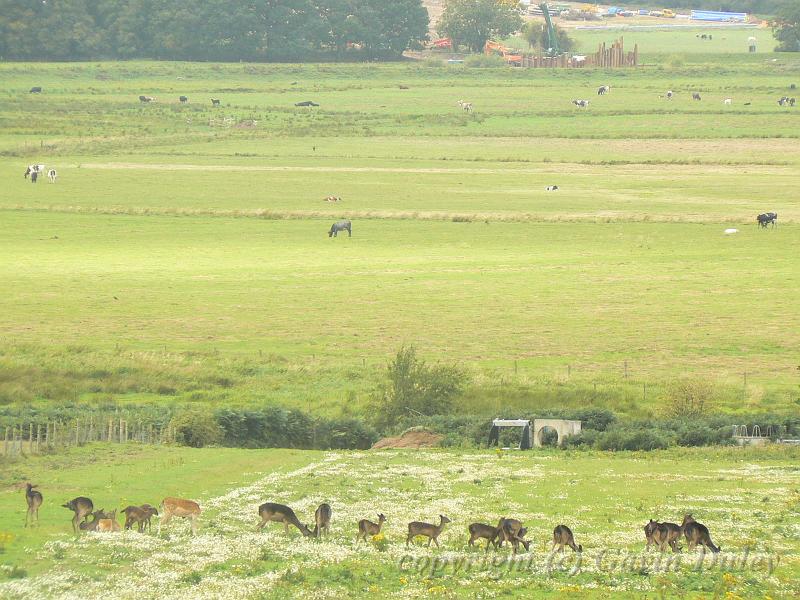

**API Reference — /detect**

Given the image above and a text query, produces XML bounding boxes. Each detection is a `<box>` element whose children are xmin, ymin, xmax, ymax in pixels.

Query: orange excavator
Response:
<box><xmin>484</xmin><ymin>40</ymin><xmax>523</xmax><ymax>65</ymax></box>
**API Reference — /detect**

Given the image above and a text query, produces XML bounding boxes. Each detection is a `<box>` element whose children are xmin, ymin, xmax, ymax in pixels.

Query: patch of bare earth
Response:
<box><xmin>371</xmin><ymin>430</ymin><xmax>444</xmax><ymax>449</ymax></box>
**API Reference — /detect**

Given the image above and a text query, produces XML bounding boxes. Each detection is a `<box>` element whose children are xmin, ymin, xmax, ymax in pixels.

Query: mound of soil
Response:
<box><xmin>371</xmin><ymin>430</ymin><xmax>443</xmax><ymax>450</ymax></box>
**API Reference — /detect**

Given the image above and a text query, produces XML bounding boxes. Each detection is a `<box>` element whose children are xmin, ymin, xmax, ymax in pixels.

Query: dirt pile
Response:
<box><xmin>371</xmin><ymin>430</ymin><xmax>443</xmax><ymax>449</ymax></box>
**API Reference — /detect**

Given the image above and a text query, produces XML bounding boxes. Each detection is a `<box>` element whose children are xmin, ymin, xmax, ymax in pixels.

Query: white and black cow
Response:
<box><xmin>597</xmin><ymin>85</ymin><xmax>610</xmax><ymax>95</ymax></box>
<box><xmin>24</xmin><ymin>164</ymin><xmax>45</xmax><ymax>179</ymax></box>
<box><xmin>757</xmin><ymin>212</ymin><xmax>777</xmax><ymax>228</ymax></box>
<box><xmin>572</xmin><ymin>99</ymin><xmax>590</xmax><ymax>108</ymax></box>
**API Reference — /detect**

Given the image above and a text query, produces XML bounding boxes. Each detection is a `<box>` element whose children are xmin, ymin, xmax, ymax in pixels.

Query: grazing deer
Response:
<box><xmin>406</xmin><ymin>515</ymin><xmax>451</xmax><ymax>548</ymax></box>
<box><xmin>79</xmin><ymin>509</ymin><xmax>111</xmax><ymax>532</ymax></box>
<box><xmin>25</xmin><ymin>484</ymin><xmax>43</xmax><ymax>527</ymax></box>
<box><xmin>314</xmin><ymin>503</ymin><xmax>332</xmax><ymax>538</ymax></box>
<box><xmin>653</xmin><ymin>521</ymin><xmax>682</xmax><ymax>553</ymax></box>
<box><xmin>140</xmin><ymin>503</ymin><xmax>158</xmax><ymax>532</ymax></box>
<box><xmin>62</xmin><ymin>497</ymin><xmax>94</xmax><ymax>533</ymax></box>
<box><xmin>159</xmin><ymin>497</ymin><xmax>201</xmax><ymax>535</ymax></box>
<box><xmin>257</xmin><ymin>502</ymin><xmax>313</xmax><ymax>537</ymax></box>
<box><xmin>467</xmin><ymin>522</ymin><xmax>500</xmax><ymax>552</ymax></box>
<box><xmin>97</xmin><ymin>509</ymin><xmax>122</xmax><ymax>532</ymax></box>
<box><xmin>495</xmin><ymin>518</ymin><xmax>530</xmax><ymax>553</ymax></box>
<box><xmin>681</xmin><ymin>514</ymin><xmax>720</xmax><ymax>553</ymax></box>
<box><xmin>122</xmin><ymin>505</ymin><xmax>159</xmax><ymax>532</ymax></box>
<box><xmin>357</xmin><ymin>513</ymin><xmax>386</xmax><ymax>542</ymax></box>
<box><xmin>644</xmin><ymin>519</ymin><xmax>659</xmax><ymax>550</ymax></box>
<box><xmin>552</xmin><ymin>524</ymin><xmax>582</xmax><ymax>553</ymax></box>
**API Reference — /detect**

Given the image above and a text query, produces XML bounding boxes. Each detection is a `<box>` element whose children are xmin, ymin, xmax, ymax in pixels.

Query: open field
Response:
<box><xmin>1</xmin><ymin>56</ymin><xmax>799</xmax><ymax>416</ymax></box>
<box><xmin>1</xmin><ymin>445</ymin><xmax>799</xmax><ymax>598</ymax></box>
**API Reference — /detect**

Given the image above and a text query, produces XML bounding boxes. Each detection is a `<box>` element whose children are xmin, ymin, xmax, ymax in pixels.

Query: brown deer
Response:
<box><xmin>653</xmin><ymin>521</ymin><xmax>682</xmax><ymax>553</ymax></box>
<box><xmin>314</xmin><ymin>503</ymin><xmax>332</xmax><ymax>538</ymax></box>
<box><xmin>97</xmin><ymin>509</ymin><xmax>122</xmax><ymax>533</ymax></box>
<box><xmin>681</xmin><ymin>514</ymin><xmax>720</xmax><ymax>553</ymax></box>
<box><xmin>357</xmin><ymin>513</ymin><xmax>386</xmax><ymax>542</ymax></box>
<box><xmin>79</xmin><ymin>509</ymin><xmax>111</xmax><ymax>532</ymax></box>
<box><xmin>495</xmin><ymin>518</ymin><xmax>530</xmax><ymax>554</ymax></box>
<box><xmin>62</xmin><ymin>497</ymin><xmax>94</xmax><ymax>533</ymax></box>
<box><xmin>140</xmin><ymin>503</ymin><xmax>158</xmax><ymax>532</ymax></box>
<box><xmin>406</xmin><ymin>515</ymin><xmax>451</xmax><ymax>548</ymax></box>
<box><xmin>257</xmin><ymin>502</ymin><xmax>313</xmax><ymax>537</ymax></box>
<box><xmin>467</xmin><ymin>521</ymin><xmax>501</xmax><ymax>552</ymax></box>
<box><xmin>552</xmin><ymin>524</ymin><xmax>582</xmax><ymax>553</ymax></box>
<box><xmin>122</xmin><ymin>505</ymin><xmax>159</xmax><ymax>532</ymax></box>
<box><xmin>644</xmin><ymin>519</ymin><xmax>659</xmax><ymax>550</ymax></box>
<box><xmin>25</xmin><ymin>484</ymin><xmax>43</xmax><ymax>527</ymax></box>
<box><xmin>159</xmin><ymin>497</ymin><xmax>201</xmax><ymax>535</ymax></box>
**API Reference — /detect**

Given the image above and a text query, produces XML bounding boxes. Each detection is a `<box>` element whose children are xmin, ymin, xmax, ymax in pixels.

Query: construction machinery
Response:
<box><xmin>540</xmin><ymin>3</ymin><xmax>561</xmax><ymax>57</ymax></box>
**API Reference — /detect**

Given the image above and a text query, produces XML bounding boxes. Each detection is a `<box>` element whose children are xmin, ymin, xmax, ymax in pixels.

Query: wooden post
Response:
<box><xmin>75</xmin><ymin>419</ymin><xmax>80</xmax><ymax>445</ymax></box>
<box><xmin>3</xmin><ymin>427</ymin><xmax>8</xmax><ymax>456</ymax></box>
<box><xmin>36</xmin><ymin>424</ymin><xmax>42</xmax><ymax>453</ymax></box>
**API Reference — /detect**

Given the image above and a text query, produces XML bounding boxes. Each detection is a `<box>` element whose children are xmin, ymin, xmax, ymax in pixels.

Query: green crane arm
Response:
<box><xmin>539</xmin><ymin>3</ymin><xmax>560</xmax><ymax>56</ymax></box>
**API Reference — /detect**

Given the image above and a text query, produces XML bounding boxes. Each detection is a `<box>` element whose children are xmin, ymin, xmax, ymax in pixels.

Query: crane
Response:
<box><xmin>539</xmin><ymin>3</ymin><xmax>561</xmax><ymax>57</ymax></box>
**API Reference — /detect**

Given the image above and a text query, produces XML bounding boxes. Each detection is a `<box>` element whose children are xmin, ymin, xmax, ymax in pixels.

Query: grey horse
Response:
<box><xmin>329</xmin><ymin>220</ymin><xmax>352</xmax><ymax>238</ymax></box>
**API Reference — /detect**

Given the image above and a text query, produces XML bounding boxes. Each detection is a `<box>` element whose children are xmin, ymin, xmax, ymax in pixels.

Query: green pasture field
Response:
<box><xmin>1</xmin><ymin>445</ymin><xmax>799</xmax><ymax>598</ymax></box>
<box><xmin>0</xmin><ymin>53</ymin><xmax>799</xmax><ymax>417</ymax></box>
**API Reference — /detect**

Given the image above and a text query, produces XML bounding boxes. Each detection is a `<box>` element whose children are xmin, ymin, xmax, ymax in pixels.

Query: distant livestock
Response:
<box><xmin>572</xmin><ymin>99</ymin><xmax>590</xmax><ymax>108</ymax></box>
<box><xmin>295</xmin><ymin>100</ymin><xmax>319</xmax><ymax>107</ymax></box>
<box><xmin>47</xmin><ymin>169</ymin><xmax>57</xmax><ymax>183</ymax></box>
<box><xmin>546</xmin><ymin>185</ymin><xmax>559</xmax><ymax>191</ymax></box>
<box><xmin>723</xmin><ymin>98</ymin><xmax>732</xmax><ymax>105</ymax></box>
<box><xmin>724</xmin><ymin>228</ymin><xmax>738</xmax><ymax>235</ymax></box>
<box><xmin>179</xmin><ymin>96</ymin><xmax>188</xmax><ymax>103</ymax></box>
<box><xmin>757</xmin><ymin>212</ymin><xmax>777</xmax><ymax>228</ymax></box>
<box><xmin>323</xmin><ymin>196</ymin><xmax>341</xmax><ymax>202</ymax></box>
<box><xmin>138</xmin><ymin>95</ymin><xmax>155</xmax><ymax>103</ymax></box>
<box><xmin>457</xmin><ymin>100</ymin><xmax>473</xmax><ymax>113</ymax></box>
<box><xmin>692</xmin><ymin>93</ymin><xmax>701</xmax><ymax>101</ymax></box>
<box><xmin>24</xmin><ymin>164</ymin><xmax>45</xmax><ymax>179</ymax></box>
<box><xmin>597</xmin><ymin>85</ymin><xmax>610</xmax><ymax>95</ymax></box>
<box><xmin>211</xmin><ymin>98</ymin><xmax>221</xmax><ymax>106</ymax></box>
<box><xmin>665</xmin><ymin>90</ymin><xmax>673</xmax><ymax>99</ymax></box>
<box><xmin>778</xmin><ymin>96</ymin><xmax>796</xmax><ymax>107</ymax></box>
<box><xmin>329</xmin><ymin>220</ymin><xmax>352</xmax><ymax>238</ymax></box>
<box><xmin>29</xmin><ymin>86</ymin><xmax>42</xmax><ymax>94</ymax></box>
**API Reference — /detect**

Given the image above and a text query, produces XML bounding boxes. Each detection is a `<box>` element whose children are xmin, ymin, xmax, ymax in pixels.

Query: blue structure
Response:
<box><xmin>691</xmin><ymin>10</ymin><xmax>747</xmax><ymax>22</ymax></box>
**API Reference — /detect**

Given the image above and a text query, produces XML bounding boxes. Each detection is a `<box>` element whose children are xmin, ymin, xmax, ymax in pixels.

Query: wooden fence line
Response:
<box><xmin>518</xmin><ymin>37</ymin><xmax>637</xmax><ymax>69</ymax></box>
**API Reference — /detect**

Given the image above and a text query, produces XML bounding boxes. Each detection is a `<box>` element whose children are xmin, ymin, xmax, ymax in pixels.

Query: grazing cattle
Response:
<box><xmin>781</xmin><ymin>97</ymin><xmax>796</xmax><ymax>107</ymax></box>
<box><xmin>399</xmin><ymin>85</ymin><xmax>410</xmax><ymax>90</ymax></box>
<box><xmin>47</xmin><ymin>169</ymin><xmax>57</xmax><ymax>183</ymax></box>
<box><xmin>597</xmin><ymin>85</ymin><xmax>610</xmax><ymax>95</ymax></box>
<box><xmin>457</xmin><ymin>100</ymin><xmax>473</xmax><ymax>113</ymax></box>
<box><xmin>692</xmin><ymin>93</ymin><xmax>702</xmax><ymax>101</ymax></box>
<box><xmin>724</xmin><ymin>228</ymin><xmax>739</xmax><ymax>234</ymax></box>
<box><xmin>546</xmin><ymin>185</ymin><xmax>559</xmax><ymax>191</ymax></box>
<box><xmin>294</xmin><ymin>100</ymin><xmax>319</xmax><ymax>107</ymax></box>
<box><xmin>30</xmin><ymin>171</ymin><xmax>39</xmax><ymax>183</ymax></box>
<box><xmin>791</xmin><ymin>98</ymin><xmax>796</xmax><ymax>107</ymax></box>
<box><xmin>723</xmin><ymin>98</ymin><xmax>732</xmax><ymax>105</ymax></box>
<box><xmin>329</xmin><ymin>220</ymin><xmax>352</xmax><ymax>238</ymax></box>
<box><xmin>572</xmin><ymin>99</ymin><xmax>590</xmax><ymax>108</ymax></box>
<box><xmin>179</xmin><ymin>95</ymin><xmax>188</xmax><ymax>103</ymax></box>
<box><xmin>665</xmin><ymin>90</ymin><xmax>673</xmax><ymax>99</ymax></box>
<box><xmin>138</xmin><ymin>95</ymin><xmax>155</xmax><ymax>103</ymax></box>
<box><xmin>24</xmin><ymin>164</ymin><xmax>45</xmax><ymax>179</ymax></box>
<box><xmin>159</xmin><ymin>497</ymin><xmax>201</xmax><ymax>534</ymax></box>
<box><xmin>323</xmin><ymin>196</ymin><xmax>342</xmax><ymax>202</ymax></box>
<box><xmin>757</xmin><ymin>212</ymin><xmax>777</xmax><ymax>228</ymax></box>
<box><xmin>29</xmin><ymin>86</ymin><xmax>42</xmax><ymax>93</ymax></box>
<box><xmin>211</xmin><ymin>98</ymin><xmax>221</xmax><ymax>106</ymax></box>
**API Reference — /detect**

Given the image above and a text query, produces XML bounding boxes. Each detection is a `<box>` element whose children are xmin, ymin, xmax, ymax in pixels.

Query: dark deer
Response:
<box><xmin>468</xmin><ymin>521</ymin><xmax>501</xmax><ymax>552</ymax></box>
<box><xmin>25</xmin><ymin>484</ymin><xmax>43</xmax><ymax>527</ymax></box>
<box><xmin>406</xmin><ymin>515</ymin><xmax>450</xmax><ymax>548</ymax></box>
<box><xmin>654</xmin><ymin>521</ymin><xmax>682</xmax><ymax>553</ymax></box>
<box><xmin>122</xmin><ymin>505</ymin><xmax>159</xmax><ymax>532</ymax></box>
<box><xmin>357</xmin><ymin>513</ymin><xmax>386</xmax><ymax>542</ymax></box>
<box><xmin>644</xmin><ymin>519</ymin><xmax>659</xmax><ymax>550</ymax></box>
<box><xmin>552</xmin><ymin>524</ymin><xmax>582</xmax><ymax>553</ymax></box>
<box><xmin>314</xmin><ymin>503</ymin><xmax>332</xmax><ymax>538</ymax></box>
<box><xmin>257</xmin><ymin>502</ymin><xmax>313</xmax><ymax>537</ymax></box>
<box><xmin>682</xmin><ymin>514</ymin><xmax>720</xmax><ymax>553</ymax></box>
<box><xmin>495</xmin><ymin>518</ymin><xmax>530</xmax><ymax>553</ymax></box>
<box><xmin>63</xmin><ymin>497</ymin><xmax>94</xmax><ymax>533</ymax></box>
<box><xmin>79</xmin><ymin>509</ymin><xmax>111</xmax><ymax>532</ymax></box>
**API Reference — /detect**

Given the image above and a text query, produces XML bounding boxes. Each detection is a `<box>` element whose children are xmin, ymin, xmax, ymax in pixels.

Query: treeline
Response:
<box><xmin>0</xmin><ymin>0</ymin><xmax>429</xmax><ymax>62</ymax></box>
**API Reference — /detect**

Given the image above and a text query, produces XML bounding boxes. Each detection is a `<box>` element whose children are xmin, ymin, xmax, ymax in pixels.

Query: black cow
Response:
<box><xmin>179</xmin><ymin>96</ymin><xmax>188</xmax><ymax>103</ymax></box>
<box><xmin>211</xmin><ymin>98</ymin><xmax>221</xmax><ymax>106</ymax></box>
<box><xmin>29</xmin><ymin>86</ymin><xmax>42</xmax><ymax>93</ymax></box>
<box><xmin>328</xmin><ymin>220</ymin><xmax>352</xmax><ymax>238</ymax></box>
<box><xmin>692</xmin><ymin>93</ymin><xmax>702</xmax><ymax>101</ymax></box>
<box><xmin>757</xmin><ymin>212</ymin><xmax>777</xmax><ymax>228</ymax></box>
<box><xmin>295</xmin><ymin>101</ymin><xmax>319</xmax><ymax>107</ymax></box>
<box><xmin>597</xmin><ymin>85</ymin><xmax>610</xmax><ymax>95</ymax></box>
<box><xmin>139</xmin><ymin>95</ymin><xmax>155</xmax><ymax>103</ymax></box>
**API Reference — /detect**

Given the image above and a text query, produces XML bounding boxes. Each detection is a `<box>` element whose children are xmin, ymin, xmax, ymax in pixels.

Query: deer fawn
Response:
<box><xmin>159</xmin><ymin>497</ymin><xmax>201</xmax><ymax>535</ymax></box>
<box><xmin>62</xmin><ymin>497</ymin><xmax>94</xmax><ymax>533</ymax></box>
<box><xmin>79</xmin><ymin>509</ymin><xmax>111</xmax><ymax>532</ymax></box>
<box><xmin>552</xmin><ymin>524</ymin><xmax>582</xmax><ymax>553</ymax></box>
<box><xmin>468</xmin><ymin>521</ymin><xmax>501</xmax><ymax>552</ymax></box>
<box><xmin>97</xmin><ymin>509</ymin><xmax>122</xmax><ymax>533</ymax></box>
<box><xmin>681</xmin><ymin>514</ymin><xmax>720</xmax><ymax>553</ymax></box>
<box><xmin>257</xmin><ymin>502</ymin><xmax>313</xmax><ymax>537</ymax></box>
<box><xmin>25</xmin><ymin>483</ymin><xmax>43</xmax><ymax>527</ymax></box>
<box><xmin>357</xmin><ymin>513</ymin><xmax>386</xmax><ymax>542</ymax></box>
<box><xmin>406</xmin><ymin>515</ymin><xmax>451</xmax><ymax>548</ymax></box>
<box><xmin>122</xmin><ymin>505</ymin><xmax>159</xmax><ymax>532</ymax></box>
<box><xmin>314</xmin><ymin>503</ymin><xmax>332</xmax><ymax>538</ymax></box>
<box><xmin>653</xmin><ymin>521</ymin><xmax>682</xmax><ymax>553</ymax></box>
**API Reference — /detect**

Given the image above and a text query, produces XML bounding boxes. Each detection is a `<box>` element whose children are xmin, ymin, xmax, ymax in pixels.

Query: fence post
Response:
<box><xmin>3</xmin><ymin>427</ymin><xmax>8</xmax><ymax>456</ymax></box>
<box><xmin>36</xmin><ymin>424</ymin><xmax>42</xmax><ymax>453</ymax></box>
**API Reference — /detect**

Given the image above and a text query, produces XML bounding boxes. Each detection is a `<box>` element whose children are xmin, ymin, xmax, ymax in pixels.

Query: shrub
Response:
<box><xmin>662</xmin><ymin>380</ymin><xmax>715</xmax><ymax>419</ymax></box>
<box><xmin>464</xmin><ymin>54</ymin><xmax>507</xmax><ymax>68</ymax></box>
<box><xmin>595</xmin><ymin>429</ymin><xmax>672</xmax><ymax>451</ymax></box>
<box><xmin>170</xmin><ymin>408</ymin><xmax>223</xmax><ymax>448</ymax></box>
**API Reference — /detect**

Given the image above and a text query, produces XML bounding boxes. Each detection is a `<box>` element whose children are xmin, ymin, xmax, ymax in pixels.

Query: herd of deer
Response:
<box><xmin>25</xmin><ymin>484</ymin><xmax>719</xmax><ymax>554</ymax></box>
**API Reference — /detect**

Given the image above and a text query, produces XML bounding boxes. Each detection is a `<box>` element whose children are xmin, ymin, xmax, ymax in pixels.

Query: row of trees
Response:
<box><xmin>0</xmin><ymin>0</ymin><xmax>429</xmax><ymax>61</ymax></box>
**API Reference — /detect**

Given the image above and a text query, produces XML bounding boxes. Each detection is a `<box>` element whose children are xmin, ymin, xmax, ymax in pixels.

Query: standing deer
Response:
<box><xmin>314</xmin><ymin>503</ymin><xmax>332</xmax><ymax>538</ymax></box>
<box><xmin>552</xmin><ymin>524</ymin><xmax>582</xmax><ymax>553</ymax></box>
<box><xmin>653</xmin><ymin>521</ymin><xmax>682</xmax><ymax>553</ymax></box>
<box><xmin>25</xmin><ymin>484</ymin><xmax>43</xmax><ymax>527</ymax></box>
<box><xmin>467</xmin><ymin>521</ymin><xmax>501</xmax><ymax>552</ymax></box>
<box><xmin>495</xmin><ymin>518</ymin><xmax>530</xmax><ymax>553</ymax></box>
<box><xmin>644</xmin><ymin>519</ymin><xmax>659</xmax><ymax>550</ymax></box>
<box><xmin>122</xmin><ymin>505</ymin><xmax>159</xmax><ymax>532</ymax></box>
<box><xmin>681</xmin><ymin>514</ymin><xmax>720</xmax><ymax>553</ymax></box>
<box><xmin>62</xmin><ymin>497</ymin><xmax>94</xmax><ymax>533</ymax></box>
<box><xmin>357</xmin><ymin>513</ymin><xmax>386</xmax><ymax>542</ymax></box>
<box><xmin>257</xmin><ymin>502</ymin><xmax>313</xmax><ymax>536</ymax></box>
<box><xmin>406</xmin><ymin>515</ymin><xmax>451</xmax><ymax>548</ymax></box>
<box><xmin>159</xmin><ymin>497</ymin><xmax>201</xmax><ymax>535</ymax></box>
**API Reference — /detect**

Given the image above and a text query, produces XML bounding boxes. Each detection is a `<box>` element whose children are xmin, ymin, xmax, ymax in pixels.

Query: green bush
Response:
<box><xmin>170</xmin><ymin>408</ymin><xmax>223</xmax><ymax>448</ymax></box>
<box><xmin>464</xmin><ymin>54</ymin><xmax>507</xmax><ymax>68</ymax></box>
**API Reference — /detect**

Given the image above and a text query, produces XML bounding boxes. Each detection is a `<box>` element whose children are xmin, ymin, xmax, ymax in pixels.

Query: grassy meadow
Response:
<box><xmin>1</xmin><ymin>445</ymin><xmax>799</xmax><ymax>598</ymax></box>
